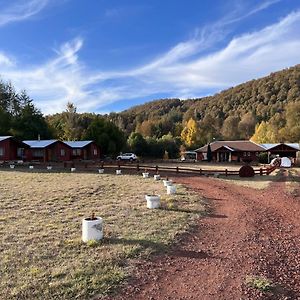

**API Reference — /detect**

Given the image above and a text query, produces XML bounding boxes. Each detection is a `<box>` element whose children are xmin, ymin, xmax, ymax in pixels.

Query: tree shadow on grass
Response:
<box><xmin>103</xmin><ymin>236</ymin><xmax>168</xmax><ymax>253</ymax></box>
<box><xmin>159</xmin><ymin>206</ymin><xmax>205</xmax><ymax>214</ymax></box>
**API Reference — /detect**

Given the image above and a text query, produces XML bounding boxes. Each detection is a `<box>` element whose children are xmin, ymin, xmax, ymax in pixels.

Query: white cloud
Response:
<box><xmin>0</xmin><ymin>3</ymin><xmax>300</xmax><ymax>114</ymax></box>
<box><xmin>0</xmin><ymin>0</ymin><xmax>49</xmax><ymax>27</ymax></box>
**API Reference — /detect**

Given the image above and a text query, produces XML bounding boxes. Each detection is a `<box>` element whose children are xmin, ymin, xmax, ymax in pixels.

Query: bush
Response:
<box><xmin>258</xmin><ymin>152</ymin><xmax>269</xmax><ymax>164</ymax></box>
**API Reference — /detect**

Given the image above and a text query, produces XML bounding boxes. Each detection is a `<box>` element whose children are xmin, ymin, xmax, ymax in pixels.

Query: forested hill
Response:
<box><xmin>109</xmin><ymin>64</ymin><xmax>300</xmax><ymax>145</ymax></box>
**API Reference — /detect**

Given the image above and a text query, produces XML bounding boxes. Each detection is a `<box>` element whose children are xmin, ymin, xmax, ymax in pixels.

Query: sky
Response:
<box><xmin>0</xmin><ymin>0</ymin><xmax>300</xmax><ymax>115</ymax></box>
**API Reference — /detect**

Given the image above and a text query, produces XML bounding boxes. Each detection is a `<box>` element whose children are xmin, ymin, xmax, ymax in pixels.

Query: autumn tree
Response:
<box><xmin>238</xmin><ymin>112</ymin><xmax>256</xmax><ymax>139</ymax></box>
<box><xmin>181</xmin><ymin>118</ymin><xmax>200</xmax><ymax>148</ymax></box>
<box><xmin>281</xmin><ymin>101</ymin><xmax>300</xmax><ymax>142</ymax></box>
<box><xmin>221</xmin><ymin>115</ymin><xmax>240</xmax><ymax>140</ymax></box>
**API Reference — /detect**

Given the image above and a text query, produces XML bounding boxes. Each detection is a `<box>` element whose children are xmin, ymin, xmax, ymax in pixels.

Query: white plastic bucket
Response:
<box><xmin>116</xmin><ymin>169</ymin><xmax>122</xmax><ymax>175</ymax></box>
<box><xmin>163</xmin><ymin>180</ymin><xmax>172</xmax><ymax>187</ymax></box>
<box><xmin>154</xmin><ymin>174</ymin><xmax>160</xmax><ymax>180</ymax></box>
<box><xmin>47</xmin><ymin>166</ymin><xmax>52</xmax><ymax>170</ymax></box>
<box><xmin>71</xmin><ymin>167</ymin><xmax>76</xmax><ymax>172</ymax></box>
<box><xmin>145</xmin><ymin>195</ymin><xmax>160</xmax><ymax>209</ymax></box>
<box><xmin>98</xmin><ymin>169</ymin><xmax>104</xmax><ymax>174</ymax></box>
<box><xmin>167</xmin><ymin>185</ymin><xmax>176</xmax><ymax>195</ymax></box>
<box><xmin>142</xmin><ymin>172</ymin><xmax>149</xmax><ymax>178</ymax></box>
<box><xmin>82</xmin><ymin>217</ymin><xmax>103</xmax><ymax>242</ymax></box>
<box><xmin>10</xmin><ymin>165</ymin><xmax>15</xmax><ymax>169</ymax></box>
<box><xmin>29</xmin><ymin>165</ymin><xmax>34</xmax><ymax>169</ymax></box>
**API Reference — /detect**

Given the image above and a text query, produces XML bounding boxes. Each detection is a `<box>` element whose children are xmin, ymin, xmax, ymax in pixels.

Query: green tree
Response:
<box><xmin>127</xmin><ymin>132</ymin><xmax>147</xmax><ymax>156</ymax></box>
<box><xmin>62</xmin><ymin>102</ymin><xmax>82</xmax><ymax>140</ymax></box>
<box><xmin>84</xmin><ymin>116</ymin><xmax>125</xmax><ymax>156</ymax></box>
<box><xmin>207</xmin><ymin>143</ymin><xmax>212</xmax><ymax>162</ymax></box>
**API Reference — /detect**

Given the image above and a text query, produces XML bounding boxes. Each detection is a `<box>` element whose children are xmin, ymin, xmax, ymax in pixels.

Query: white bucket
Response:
<box><xmin>82</xmin><ymin>217</ymin><xmax>103</xmax><ymax>242</ymax></box>
<box><xmin>154</xmin><ymin>174</ymin><xmax>160</xmax><ymax>180</ymax></box>
<box><xmin>142</xmin><ymin>172</ymin><xmax>149</xmax><ymax>178</ymax></box>
<box><xmin>71</xmin><ymin>167</ymin><xmax>76</xmax><ymax>172</ymax></box>
<box><xmin>145</xmin><ymin>195</ymin><xmax>160</xmax><ymax>209</ymax></box>
<box><xmin>29</xmin><ymin>165</ymin><xmax>34</xmax><ymax>169</ymax></box>
<box><xmin>116</xmin><ymin>169</ymin><xmax>122</xmax><ymax>175</ymax></box>
<box><xmin>47</xmin><ymin>166</ymin><xmax>52</xmax><ymax>170</ymax></box>
<box><xmin>10</xmin><ymin>165</ymin><xmax>15</xmax><ymax>169</ymax></box>
<box><xmin>163</xmin><ymin>180</ymin><xmax>172</xmax><ymax>187</ymax></box>
<box><xmin>167</xmin><ymin>185</ymin><xmax>176</xmax><ymax>195</ymax></box>
<box><xmin>98</xmin><ymin>169</ymin><xmax>104</xmax><ymax>174</ymax></box>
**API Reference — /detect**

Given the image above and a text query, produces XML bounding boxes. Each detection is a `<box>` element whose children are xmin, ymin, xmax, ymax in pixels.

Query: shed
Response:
<box><xmin>64</xmin><ymin>141</ymin><xmax>100</xmax><ymax>160</ymax></box>
<box><xmin>195</xmin><ymin>140</ymin><xmax>265</xmax><ymax>162</ymax></box>
<box><xmin>0</xmin><ymin>136</ymin><xmax>29</xmax><ymax>161</ymax></box>
<box><xmin>260</xmin><ymin>143</ymin><xmax>300</xmax><ymax>163</ymax></box>
<box><xmin>23</xmin><ymin>140</ymin><xmax>71</xmax><ymax>162</ymax></box>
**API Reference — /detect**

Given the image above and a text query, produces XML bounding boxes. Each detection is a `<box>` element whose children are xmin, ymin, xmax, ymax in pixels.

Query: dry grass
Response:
<box><xmin>216</xmin><ymin>169</ymin><xmax>281</xmax><ymax>190</ymax></box>
<box><xmin>0</xmin><ymin>170</ymin><xmax>204</xmax><ymax>300</ymax></box>
<box><xmin>285</xmin><ymin>168</ymin><xmax>300</xmax><ymax>197</ymax></box>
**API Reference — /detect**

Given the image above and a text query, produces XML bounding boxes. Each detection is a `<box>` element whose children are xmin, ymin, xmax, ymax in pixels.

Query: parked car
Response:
<box><xmin>116</xmin><ymin>153</ymin><xmax>138</xmax><ymax>162</ymax></box>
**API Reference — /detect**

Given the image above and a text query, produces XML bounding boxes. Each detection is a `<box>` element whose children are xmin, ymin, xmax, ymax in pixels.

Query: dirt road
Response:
<box><xmin>104</xmin><ymin>170</ymin><xmax>300</xmax><ymax>300</ymax></box>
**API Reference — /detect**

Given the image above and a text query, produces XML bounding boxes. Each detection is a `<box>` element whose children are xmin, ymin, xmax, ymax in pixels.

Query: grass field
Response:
<box><xmin>0</xmin><ymin>170</ymin><xmax>205</xmax><ymax>300</ymax></box>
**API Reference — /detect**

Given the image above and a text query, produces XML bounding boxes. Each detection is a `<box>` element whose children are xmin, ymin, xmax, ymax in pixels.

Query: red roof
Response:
<box><xmin>195</xmin><ymin>140</ymin><xmax>265</xmax><ymax>152</ymax></box>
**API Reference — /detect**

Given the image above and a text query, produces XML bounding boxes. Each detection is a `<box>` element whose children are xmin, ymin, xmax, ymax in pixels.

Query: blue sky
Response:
<box><xmin>0</xmin><ymin>0</ymin><xmax>300</xmax><ymax>114</ymax></box>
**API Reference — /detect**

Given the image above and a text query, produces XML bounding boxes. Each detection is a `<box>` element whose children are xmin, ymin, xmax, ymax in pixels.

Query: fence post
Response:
<box><xmin>155</xmin><ymin>165</ymin><xmax>158</xmax><ymax>173</ymax></box>
<box><xmin>225</xmin><ymin>169</ymin><xmax>228</xmax><ymax>177</ymax></box>
<box><xmin>137</xmin><ymin>163</ymin><xmax>140</xmax><ymax>171</ymax></box>
<box><xmin>118</xmin><ymin>161</ymin><xmax>121</xmax><ymax>169</ymax></box>
<box><xmin>260</xmin><ymin>168</ymin><xmax>263</xmax><ymax>176</ymax></box>
<box><xmin>200</xmin><ymin>168</ymin><xmax>202</xmax><ymax>175</ymax></box>
<box><xmin>176</xmin><ymin>166</ymin><xmax>179</xmax><ymax>174</ymax></box>
<box><xmin>101</xmin><ymin>161</ymin><xmax>104</xmax><ymax>168</ymax></box>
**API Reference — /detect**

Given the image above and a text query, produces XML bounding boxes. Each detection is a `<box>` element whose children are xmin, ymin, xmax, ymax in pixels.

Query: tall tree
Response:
<box><xmin>62</xmin><ymin>102</ymin><xmax>82</xmax><ymax>140</ymax></box>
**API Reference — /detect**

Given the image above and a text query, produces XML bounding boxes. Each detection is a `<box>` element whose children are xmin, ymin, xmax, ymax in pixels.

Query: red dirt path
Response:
<box><xmin>103</xmin><ymin>170</ymin><xmax>300</xmax><ymax>300</ymax></box>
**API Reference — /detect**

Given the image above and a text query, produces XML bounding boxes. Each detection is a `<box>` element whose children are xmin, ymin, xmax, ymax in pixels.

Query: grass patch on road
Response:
<box><xmin>0</xmin><ymin>171</ymin><xmax>204</xmax><ymax>300</ymax></box>
<box><xmin>285</xmin><ymin>168</ymin><xmax>300</xmax><ymax>197</ymax></box>
<box><xmin>216</xmin><ymin>169</ymin><xmax>280</xmax><ymax>189</ymax></box>
<box><xmin>246</xmin><ymin>276</ymin><xmax>273</xmax><ymax>292</ymax></box>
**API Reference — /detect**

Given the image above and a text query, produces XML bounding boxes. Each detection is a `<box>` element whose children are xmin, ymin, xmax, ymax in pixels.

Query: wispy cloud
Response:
<box><xmin>0</xmin><ymin>1</ymin><xmax>299</xmax><ymax>114</ymax></box>
<box><xmin>0</xmin><ymin>0</ymin><xmax>49</xmax><ymax>27</ymax></box>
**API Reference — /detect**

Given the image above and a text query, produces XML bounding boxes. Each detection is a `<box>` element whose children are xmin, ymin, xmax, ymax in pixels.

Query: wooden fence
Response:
<box><xmin>1</xmin><ymin>160</ymin><xmax>277</xmax><ymax>177</ymax></box>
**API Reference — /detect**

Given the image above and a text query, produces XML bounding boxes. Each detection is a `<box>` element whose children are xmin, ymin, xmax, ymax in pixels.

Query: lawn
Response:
<box><xmin>0</xmin><ymin>170</ymin><xmax>205</xmax><ymax>300</ymax></box>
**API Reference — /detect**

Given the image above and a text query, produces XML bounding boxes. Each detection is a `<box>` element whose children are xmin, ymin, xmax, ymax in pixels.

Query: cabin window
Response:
<box><xmin>72</xmin><ymin>149</ymin><xmax>81</xmax><ymax>156</ymax></box>
<box><xmin>93</xmin><ymin>149</ymin><xmax>98</xmax><ymax>155</ymax></box>
<box><xmin>17</xmin><ymin>148</ymin><xmax>24</xmax><ymax>157</ymax></box>
<box><xmin>243</xmin><ymin>152</ymin><xmax>246</xmax><ymax>156</ymax></box>
<box><xmin>33</xmin><ymin>149</ymin><xmax>44</xmax><ymax>158</ymax></box>
<box><xmin>0</xmin><ymin>147</ymin><xmax>4</xmax><ymax>156</ymax></box>
<box><xmin>247</xmin><ymin>152</ymin><xmax>251</xmax><ymax>156</ymax></box>
<box><xmin>60</xmin><ymin>149</ymin><xmax>65</xmax><ymax>156</ymax></box>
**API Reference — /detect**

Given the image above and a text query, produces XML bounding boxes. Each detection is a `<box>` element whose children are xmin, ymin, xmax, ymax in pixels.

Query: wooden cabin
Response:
<box><xmin>64</xmin><ymin>141</ymin><xmax>100</xmax><ymax>160</ymax></box>
<box><xmin>195</xmin><ymin>140</ymin><xmax>265</xmax><ymax>163</ymax></box>
<box><xmin>23</xmin><ymin>140</ymin><xmax>71</xmax><ymax>162</ymax></box>
<box><xmin>0</xmin><ymin>136</ymin><xmax>29</xmax><ymax>161</ymax></box>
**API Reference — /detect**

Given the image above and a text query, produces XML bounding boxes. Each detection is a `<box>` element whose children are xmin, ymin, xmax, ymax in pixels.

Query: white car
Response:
<box><xmin>116</xmin><ymin>153</ymin><xmax>138</xmax><ymax>161</ymax></box>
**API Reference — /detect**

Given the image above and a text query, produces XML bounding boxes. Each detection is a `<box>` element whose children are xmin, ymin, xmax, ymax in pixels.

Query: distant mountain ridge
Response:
<box><xmin>108</xmin><ymin>64</ymin><xmax>300</xmax><ymax>144</ymax></box>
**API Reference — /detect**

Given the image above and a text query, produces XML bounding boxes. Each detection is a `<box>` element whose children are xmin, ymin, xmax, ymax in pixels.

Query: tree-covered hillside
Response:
<box><xmin>109</xmin><ymin>64</ymin><xmax>300</xmax><ymax>146</ymax></box>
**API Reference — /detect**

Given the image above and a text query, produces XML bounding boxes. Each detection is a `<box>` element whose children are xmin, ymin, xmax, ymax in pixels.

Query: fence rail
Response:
<box><xmin>0</xmin><ymin>160</ymin><xmax>277</xmax><ymax>177</ymax></box>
